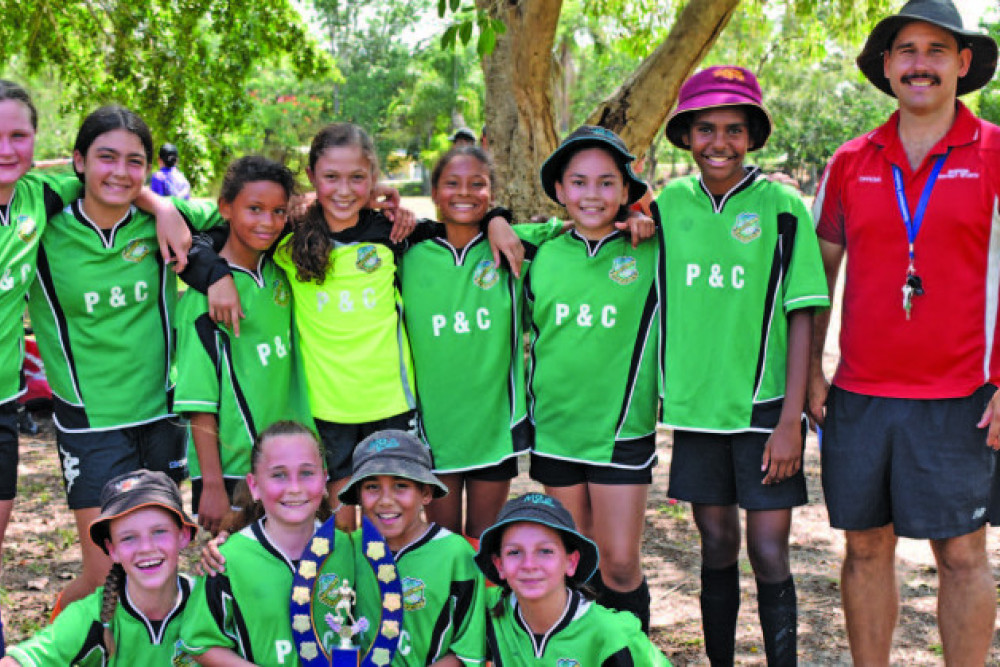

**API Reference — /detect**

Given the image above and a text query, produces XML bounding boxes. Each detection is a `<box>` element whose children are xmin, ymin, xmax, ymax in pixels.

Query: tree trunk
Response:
<box><xmin>480</xmin><ymin>0</ymin><xmax>740</xmax><ymax>221</ymax></box>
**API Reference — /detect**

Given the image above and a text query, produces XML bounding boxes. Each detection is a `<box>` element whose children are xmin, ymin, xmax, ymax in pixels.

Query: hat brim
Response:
<box><xmin>665</xmin><ymin>100</ymin><xmax>772</xmax><ymax>151</ymax></box>
<box><xmin>474</xmin><ymin>516</ymin><xmax>600</xmax><ymax>587</ymax></box>
<box><xmin>539</xmin><ymin>138</ymin><xmax>648</xmax><ymax>207</ymax></box>
<box><xmin>338</xmin><ymin>462</ymin><xmax>449</xmax><ymax>505</ymax></box>
<box><xmin>89</xmin><ymin>501</ymin><xmax>198</xmax><ymax>555</ymax></box>
<box><xmin>857</xmin><ymin>16</ymin><xmax>999</xmax><ymax>96</ymax></box>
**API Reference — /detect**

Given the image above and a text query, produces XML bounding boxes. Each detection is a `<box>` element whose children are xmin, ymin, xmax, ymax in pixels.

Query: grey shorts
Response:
<box><xmin>822</xmin><ymin>385</ymin><xmax>996</xmax><ymax>539</ymax></box>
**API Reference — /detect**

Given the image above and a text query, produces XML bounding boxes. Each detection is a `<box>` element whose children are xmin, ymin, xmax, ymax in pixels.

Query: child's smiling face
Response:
<box><xmin>307</xmin><ymin>144</ymin><xmax>373</xmax><ymax>232</ymax></box>
<box><xmin>0</xmin><ymin>99</ymin><xmax>35</xmax><ymax>195</ymax></box>
<box><xmin>358</xmin><ymin>475</ymin><xmax>431</xmax><ymax>551</ymax></box>
<box><xmin>491</xmin><ymin>522</ymin><xmax>580</xmax><ymax>603</ymax></box>
<box><xmin>685</xmin><ymin>107</ymin><xmax>751</xmax><ymax>196</ymax></box>
<box><xmin>554</xmin><ymin>147</ymin><xmax>629</xmax><ymax>241</ymax></box>
<box><xmin>247</xmin><ymin>433</ymin><xmax>326</xmax><ymax>531</ymax></box>
<box><xmin>74</xmin><ymin>128</ymin><xmax>149</xmax><ymax>213</ymax></box>
<box><xmin>432</xmin><ymin>154</ymin><xmax>492</xmax><ymax>229</ymax></box>
<box><xmin>107</xmin><ymin>506</ymin><xmax>190</xmax><ymax>595</ymax></box>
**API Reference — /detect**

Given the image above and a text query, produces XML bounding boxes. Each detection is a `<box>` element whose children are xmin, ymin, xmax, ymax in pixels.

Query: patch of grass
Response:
<box><xmin>929</xmin><ymin>643</ymin><xmax>944</xmax><ymax>656</ymax></box>
<box><xmin>657</xmin><ymin>501</ymin><xmax>687</xmax><ymax>520</ymax></box>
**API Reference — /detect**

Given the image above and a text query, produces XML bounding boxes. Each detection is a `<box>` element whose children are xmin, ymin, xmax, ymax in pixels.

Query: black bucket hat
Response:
<box><xmin>857</xmin><ymin>0</ymin><xmax>998</xmax><ymax>97</ymax></box>
<box><xmin>89</xmin><ymin>469</ymin><xmax>197</xmax><ymax>554</ymax></box>
<box><xmin>338</xmin><ymin>430</ymin><xmax>448</xmax><ymax>505</ymax></box>
<box><xmin>475</xmin><ymin>493</ymin><xmax>600</xmax><ymax>587</ymax></box>
<box><xmin>539</xmin><ymin>125</ymin><xmax>648</xmax><ymax>207</ymax></box>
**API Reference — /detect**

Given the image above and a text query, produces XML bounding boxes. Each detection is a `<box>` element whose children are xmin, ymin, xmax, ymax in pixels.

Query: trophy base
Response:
<box><xmin>332</xmin><ymin>646</ymin><xmax>360</xmax><ymax>666</ymax></box>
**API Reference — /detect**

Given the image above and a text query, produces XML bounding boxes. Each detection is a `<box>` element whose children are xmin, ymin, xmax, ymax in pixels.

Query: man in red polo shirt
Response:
<box><xmin>808</xmin><ymin>0</ymin><xmax>1000</xmax><ymax>664</ymax></box>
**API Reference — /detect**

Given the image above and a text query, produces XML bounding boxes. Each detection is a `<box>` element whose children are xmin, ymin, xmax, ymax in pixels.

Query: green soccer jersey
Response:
<box><xmin>485</xmin><ymin>588</ymin><xmax>670</xmax><ymax>667</ymax></box>
<box><xmin>179</xmin><ymin>519</ymin><xmax>354</xmax><ymax>666</ymax></box>
<box><xmin>0</xmin><ymin>172</ymin><xmax>79</xmax><ymax>404</ymax></box>
<box><xmin>401</xmin><ymin>221</ymin><xmax>562</xmax><ymax>472</ymax></box>
<box><xmin>656</xmin><ymin>171</ymin><xmax>830</xmax><ymax>432</ymax></box>
<box><xmin>273</xmin><ymin>209</ymin><xmax>424</xmax><ymax>424</ymax></box>
<box><xmin>526</xmin><ymin>228</ymin><xmax>663</xmax><ymax>468</ymax></box>
<box><xmin>28</xmin><ymin>197</ymin><xmax>218</xmax><ymax>432</ymax></box>
<box><xmin>174</xmin><ymin>255</ymin><xmax>313</xmax><ymax>483</ymax></box>
<box><xmin>6</xmin><ymin>575</ymin><xmax>197</xmax><ymax>667</ymax></box>
<box><xmin>353</xmin><ymin>524</ymin><xmax>486</xmax><ymax>665</ymax></box>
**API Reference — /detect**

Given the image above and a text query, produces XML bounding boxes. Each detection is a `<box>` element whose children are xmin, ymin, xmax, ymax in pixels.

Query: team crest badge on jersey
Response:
<box><xmin>401</xmin><ymin>577</ymin><xmax>426</xmax><ymax>611</ymax></box>
<box><xmin>122</xmin><ymin>238</ymin><xmax>152</xmax><ymax>263</ymax></box>
<box><xmin>609</xmin><ymin>256</ymin><xmax>638</xmax><ymax>285</ymax></box>
<box><xmin>272</xmin><ymin>277</ymin><xmax>291</xmax><ymax>307</ymax></box>
<box><xmin>556</xmin><ymin>659</ymin><xmax>580</xmax><ymax>667</ymax></box>
<box><xmin>472</xmin><ymin>259</ymin><xmax>499</xmax><ymax>290</ymax></box>
<box><xmin>731</xmin><ymin>212</ymin><xmax>761</xmax><ymax>244</ymax></box>
<box><xmin>172</xmin><ymin>644</ymin><xmax>198</xmax><ymax>666</ymax></box>
<box><xmin>16</xmin><ymin>215</ymin><xmax>36</xmax><ymax>242</ymax></box>
<box><xmin>356</xmin><ymin>244</ymin><xmax>382</xmax><ymax>273</ymax></box>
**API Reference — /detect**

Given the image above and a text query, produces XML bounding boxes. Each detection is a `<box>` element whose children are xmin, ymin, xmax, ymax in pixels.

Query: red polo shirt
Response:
<box><xmin>814</xmin><ymin>102</ymin><xmax>1000</xmax><ymax>398</ymax></box>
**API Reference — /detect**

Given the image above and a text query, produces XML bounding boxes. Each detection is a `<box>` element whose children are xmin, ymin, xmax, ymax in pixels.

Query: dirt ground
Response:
<box><xmin>2</xmin><ymin>416</ymin><xmax>999</xmax><ymax>665</ymax></box>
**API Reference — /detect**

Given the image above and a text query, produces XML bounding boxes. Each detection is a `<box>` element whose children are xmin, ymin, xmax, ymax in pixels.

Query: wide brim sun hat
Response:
<box><xmin>856</xmin><ymin>0</ymin><xmax>998</xmax><ymax>97</ymax></box>
<box><xmin>539</xmin><ymin>124</ymin><xmax>648</xmax><ymax>207</ymax></box>
<box><xmin>89</xmin><ymin>469</ymin><xmax>197</xmax><ymax>555</ymax></box>
<box><xmin>475</xmin><ymin>492</ymin><xmax>600</xmax><ymax>587</ymax></box>
<box><xmin>338</xmin><ymin>430</ymin><xmax>448</xmax><ymax>505</ymax></box>
<box><xmin>665</xmin><ymin>65</ymin><xmax>772</xmax><ymax>151</ymax></box>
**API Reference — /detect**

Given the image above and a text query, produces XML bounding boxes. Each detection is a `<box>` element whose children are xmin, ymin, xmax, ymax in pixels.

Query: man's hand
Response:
<box><xmin>976</xmin><ymin>389</ymin><xmax>1000</xmax><ymax>450</ymax></box>
<box><xmin>806</xmin><ymin>368</ymin><xmax>830</xmax><ymax>430</ymax></box>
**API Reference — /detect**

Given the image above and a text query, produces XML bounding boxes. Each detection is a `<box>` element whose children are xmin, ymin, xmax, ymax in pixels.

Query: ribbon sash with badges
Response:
<box><xmin>290</xmin><ymin>516</ymin><xmax>402</xmax><ymax>666</ymax></box>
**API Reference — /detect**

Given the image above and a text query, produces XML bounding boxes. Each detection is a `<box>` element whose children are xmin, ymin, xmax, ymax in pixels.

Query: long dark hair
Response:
<box><xmin>73</xmin><ymin>105</ymin><xmax>153</xmax><ymax>183</ymax></box>
<box><xmin>290</xmin><ymin>123</ymin><xmax>378</xmax><ymax>284</ymax></box>
<box><xmin>223</xmin><ymin>421</ymin><xmax>331</xmax><ymax>533</ymax></box>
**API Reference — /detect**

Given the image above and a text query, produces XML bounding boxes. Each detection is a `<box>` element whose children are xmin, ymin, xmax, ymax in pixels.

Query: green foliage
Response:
<box><xmin>0</xmin><ymin>0</ymin><xmax>333</xmax><ymax>190</ymax></box>
<box><xmin>977</xmin><ymin>14</ymin><xmax>1000</xmax><ymax>125</ymax></box>
<box><xmin>437</xmin><ymin>3</ymin><xmax>505</xmax><ymax>57</ymax></box>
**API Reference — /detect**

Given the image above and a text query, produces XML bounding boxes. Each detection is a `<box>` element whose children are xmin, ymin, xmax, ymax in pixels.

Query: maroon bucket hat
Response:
<box><xmin>664</xmin><ymin>65</ymin><xmax>772</xmax><ymax>151</ymax></box>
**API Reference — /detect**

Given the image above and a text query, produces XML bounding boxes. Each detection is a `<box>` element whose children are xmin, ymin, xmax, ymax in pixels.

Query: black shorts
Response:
<box><xmin>315</xmin><ymin>410</ymin><xmax>418</xmax><ymax>482</ymax></box>
<box><xmin>668</xmin><ymin>428</ymin><xmax>807</xmax><ymax>510</ymax></box>
<box><xmin>0</xmin><ymin>401</ymin><xmax>18</xmax><ymax>501</ymax></box>
<box><xmin>57</xmin><ymin>417</ymin><xmax>188</xmax><ymax>510</ymax></box>
<box><xmin>444</xmin><ymin>457</ymin><xmax>520</xmax><ymax>483</ymax></box>
<box><xmin>190</xmin><ymin>476</ymin><xmax>242</xmax><ymax>516</ymax></box>
<box><xmin>529</xmin><ymin>453</ymin><xmax>655</xmax><ymax>486</ymax></box>
<box><xmin>822</xmin><ymin>385</ymin><xmax>996</xmax><ymax>539</ymax></box>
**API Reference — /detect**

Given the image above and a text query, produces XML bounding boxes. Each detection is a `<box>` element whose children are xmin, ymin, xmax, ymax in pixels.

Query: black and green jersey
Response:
<box><xmin>174</xmin><ymin>255</ymin><xmax>313</xmax><ymax>483</ymax></box>
<box><xmin>401</xmin><ymin>221</ymin><xmax>561</xmax><ymax>472</ymax></box>
<box><xmin>485</xmin><ymin>588</ymin><xmax>670</xmax><ymax>667</ymax></box>
<box><xmin>526</xmin><ymin>228</ymin><xmax>663</xmax><ymax>468</ymax></box>
<box><xmin>0</xmin><ymin>172</ymin><xmax>79</xmax><ymax>405</ymax></box>
<box><xmin>6</xmin><ymin>575</ymin><xmax>197</xmax><ymax>667</ymax></box>
<box><xmin>273</xmin><ymin>209</ymin><xmax>440</xmax><ymax>424</ymax></box>
<box><xmin>353</xmin><ymin>524</ymin><xmax>486</xmax><ymax>665</ymax></box>
<box><xmin>27</xmin><ymin>198</ymin><xmax>218</xmax><ymax>432</ymax></box>
<box><xmin>179</xmin><ymin>518</ymin><xmax>354</xmax><ymax>666</ymax></box>
<box><xmin>656</xmin><ymin>172</ymin><xmax>829</xmax><ymax>432</ymax></box>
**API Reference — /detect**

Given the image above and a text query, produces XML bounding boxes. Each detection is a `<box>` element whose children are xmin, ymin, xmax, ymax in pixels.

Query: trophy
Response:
<box><xmin>290</xmin><ymin>515</ymin><xmax>402</xmax><ymax>666</ymax></box>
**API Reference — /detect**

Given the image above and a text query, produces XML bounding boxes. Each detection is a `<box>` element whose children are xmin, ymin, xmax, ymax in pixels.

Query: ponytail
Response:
<box><xmin>100</xmin><ymin>563</ymin><xmax>126</xmax><ymax>657</ymax></box>
<box><xmin>289</xmin><ymin>202</ymin><xmax>335</xmax><ymax>284</ymax></box>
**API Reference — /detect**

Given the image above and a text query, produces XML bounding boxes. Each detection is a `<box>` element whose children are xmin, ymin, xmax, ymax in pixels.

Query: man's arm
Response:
<box><xmin>806</xmin><ymin>239</ymin><xmax>845</xmax><ymax>428</ymax></box>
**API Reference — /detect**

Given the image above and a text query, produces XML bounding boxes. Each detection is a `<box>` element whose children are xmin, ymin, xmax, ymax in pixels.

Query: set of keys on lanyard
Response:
<box><xmin>892</xmin><ymin>150</ymin><xmax>949</xmax><ymax>321</ymax></box>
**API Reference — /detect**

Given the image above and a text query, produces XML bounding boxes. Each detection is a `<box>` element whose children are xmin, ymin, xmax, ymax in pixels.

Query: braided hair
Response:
<box><xmin>99</xmin><ymin>563</ymin><xmax>127</xmax><ymax>656</ymax></box>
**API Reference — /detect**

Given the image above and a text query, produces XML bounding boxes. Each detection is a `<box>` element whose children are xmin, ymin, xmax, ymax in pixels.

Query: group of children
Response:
<box><xmin>0</xmin><ymin>62</ymin><xmax>829</xmax><ymax>666</ymax></box>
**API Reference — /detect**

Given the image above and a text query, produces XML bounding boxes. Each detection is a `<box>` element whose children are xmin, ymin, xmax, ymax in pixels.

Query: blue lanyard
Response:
<box><xmin>891</xmin><ymin>149</ymin><xmax>950</xmax><ymax>269</ymax></box>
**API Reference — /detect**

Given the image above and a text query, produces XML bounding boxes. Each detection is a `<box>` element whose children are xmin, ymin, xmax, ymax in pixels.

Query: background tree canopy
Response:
<box><xmin>2</xmin><ymin>0</ymin><xmax>995</xmax><ymax>214</ymax></box>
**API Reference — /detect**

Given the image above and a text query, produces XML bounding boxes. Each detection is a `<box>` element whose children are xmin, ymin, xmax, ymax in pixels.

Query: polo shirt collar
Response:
<box><xmin>868</xmin><ymin>101</ymin><xmax>980</xmax><ymax>170</ymax></box>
